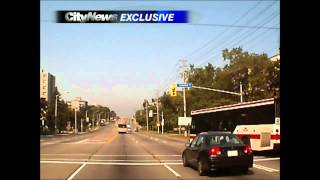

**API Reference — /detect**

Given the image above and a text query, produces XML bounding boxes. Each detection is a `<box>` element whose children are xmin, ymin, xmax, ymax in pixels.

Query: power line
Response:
<box><xmin>196</xmin><ymin>10</ymin><xmax>279</xmax><ymax>67</ymax></box>
<box><xmin>193</xmin><ymin>3</ymin><xmax>279</xmax><ymax>66</ymax></box>
<box><xmin>188</xmin><ymin>23</ymin><xmax>279</xmax><ymax>30</ymax></box>
<box><xmin>184</xmin><ymin>1</ymin><xmax>262</xmax><ymax>60</ymax></box>
<box><xmin>188</xmin><ymin>1</ymin><xmax>277</xmax><ymax>65</ymax></box>
<box><xmin>160</xmin><ymin>1</ymin><xmax>275</xmax><ymax>91</ymax></box>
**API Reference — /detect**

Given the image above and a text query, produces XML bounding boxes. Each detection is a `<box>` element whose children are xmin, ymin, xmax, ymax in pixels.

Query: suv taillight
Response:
<box><xmin>208</xmin><ymin>147</ymin><xmax>221</xmax><ymax>156</ymax></box>
<box><xmin>244</xmin><ymin>145</ymin><xmax>252</xmax><ymax>154</ymax></box>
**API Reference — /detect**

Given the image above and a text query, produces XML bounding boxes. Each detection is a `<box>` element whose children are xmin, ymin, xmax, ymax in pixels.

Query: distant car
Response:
<box><xmin>118</xmin><ymin>124</ymin><xmax>127</xmax><ymax>134</ymax></box>
<box><xmin>182</xmin><ymin>131</ymin><xmax>253</xmax><ymax>176</ymax></box>
<box><xmin>126</xmin><ymin>125</ymin><xmax>132</xmax><ymax>133</ymax></box>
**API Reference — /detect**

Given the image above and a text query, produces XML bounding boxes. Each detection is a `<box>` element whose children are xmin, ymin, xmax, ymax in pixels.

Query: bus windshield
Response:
<box><xmin>118</xmin><ymin>124</ymin><xmax>127</xmax><ymax>128</ymax></box>
<box><xmin>206</xmin><ymin>134</ymin><xmax>243</xmax><ymax>146</ymax></box>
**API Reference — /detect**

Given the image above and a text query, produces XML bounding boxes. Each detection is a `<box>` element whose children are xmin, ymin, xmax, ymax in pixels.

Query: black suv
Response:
<box><xmin>182</xmin><ymin>132</ymin><xmax>253</xmax><ymax>176</ymax></box>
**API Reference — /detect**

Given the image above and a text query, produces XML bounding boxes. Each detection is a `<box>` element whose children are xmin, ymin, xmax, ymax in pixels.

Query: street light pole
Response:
<box><xmin>54</xmin><ymin>95</ymin><xmax>58</xmax><ymax>132</ymax></box>
<box><xmin>54</xmin><ymin>91</ymin><xmax>69</xmax><ymax>133</ymax></box>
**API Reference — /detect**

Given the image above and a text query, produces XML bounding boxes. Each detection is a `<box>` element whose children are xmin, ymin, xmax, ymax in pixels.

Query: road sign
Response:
<box><xmin>177</xmin><ymin>83</ymin><xmax>192</xmax><ymax>88</ymax></box>
<box><xmin>178</xmin><ymin>117</ymin><xmax>192</xmax><ymax>126</ymax></box>
<box><xmin>149</xmin><ymin>110</ymin><xmax>153</xmax><ymax>117</ymax></box>
<box><xmin>169</xmin><ymin>84</ymin><xmax>177</xmax><ymax>96</ymax></box>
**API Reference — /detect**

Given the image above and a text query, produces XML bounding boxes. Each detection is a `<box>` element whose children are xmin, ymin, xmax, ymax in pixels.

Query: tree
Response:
<box><xmin>137</xmin><ymin>48</ymin><xmax>280</xmax><ymax>132</ymax></box>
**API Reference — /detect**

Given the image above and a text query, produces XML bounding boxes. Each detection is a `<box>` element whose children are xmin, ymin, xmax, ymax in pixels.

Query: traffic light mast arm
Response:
<box><xmin>192</xmin><ymin>85</ymin><xmax>241</xmax><ymax>96</ymax></box>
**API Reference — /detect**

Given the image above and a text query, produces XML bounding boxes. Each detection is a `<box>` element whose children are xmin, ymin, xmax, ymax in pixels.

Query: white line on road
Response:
<box><xmin>41</xmin><ymin>158</ymin><xmax>182</xmax><ymax>162</ymax></box>
<box><xmin>254</xmin><ymin>157</ymin><xmax>280</xmax><ymax>162</ymax></box>
<box><xmin>163</xmin><ymin>164</ymin><xmax>182</xmax><ymax>178</ymax></box>
<box><xmin>74</xmin><ymin>139</ymin><xmax>88</xmax><ymax>144</ymax></box>
<box><xmin>41</xmin><ymin>161</ymin><xmax>183</xmax><ymax>166</ymax></box>
<box><xmin>253</xmin><ymin>164</ymin><xmax>279</xmax><ymax>172</ymax></box>
<box><xmin>66</xmin><ymin>162</ymin><xmax>87</xmax><ymax>180</ymax></box>
<box><xmin>162</xmin><ymin>140</ymin><xmax>167</xmax><ymax>143</ymax></box>
<box><xmin>41</xmin><ymin>154</ymin><xmax>181</xmax><ymax>157</ymax></box>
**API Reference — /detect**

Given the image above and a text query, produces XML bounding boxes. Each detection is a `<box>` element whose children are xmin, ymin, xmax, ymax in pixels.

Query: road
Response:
<box><xmin>41</xmin><ymin>122</ymin><xmax>280</xmax><ymax>180</ymax></box>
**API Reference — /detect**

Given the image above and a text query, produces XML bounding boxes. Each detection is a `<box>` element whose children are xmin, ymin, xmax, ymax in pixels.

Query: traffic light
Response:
<box><xmin>169</xmin><ymin>84</ymin><xmax>177</xmax><ymax>96</ymax></box>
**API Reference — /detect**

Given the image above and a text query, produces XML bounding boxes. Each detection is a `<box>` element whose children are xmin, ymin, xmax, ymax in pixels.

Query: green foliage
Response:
<box><xmin>41</xmin><ymin>87</ymin><xmax>117</xmax><ymax>134</ymax></box>
<box><xmin>135</xmin><ymin>47</ymin><xmax>280</xmax><ymax>132</ymax></box>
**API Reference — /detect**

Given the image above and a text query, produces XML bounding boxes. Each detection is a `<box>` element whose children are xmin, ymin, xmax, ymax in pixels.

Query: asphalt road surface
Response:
<box><xmin>41</xmin><ymin>122</ymin><xmax>280</xmax><ymax>180</ymax></box>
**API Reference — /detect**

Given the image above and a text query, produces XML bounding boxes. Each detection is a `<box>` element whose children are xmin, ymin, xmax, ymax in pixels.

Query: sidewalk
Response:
<box><xmin>40</xmin><ymin>126</ymin><xmax>100</xmax><ymax>139</ymax></box>
<box><xmin>139</xmin><ymin>130</ymin><xmax>189</xmax><ymax>143</ymax></box>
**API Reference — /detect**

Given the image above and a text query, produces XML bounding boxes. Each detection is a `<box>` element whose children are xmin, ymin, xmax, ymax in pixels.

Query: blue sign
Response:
<box><xmin>57</xmin><ymin>10</ymin><xmax>189</xmax><ymax>23</ymax></box>
<box><xmin>177</xmin><ymin>83</ymin><xmax>192</xmax><ymax>88</ymax></box>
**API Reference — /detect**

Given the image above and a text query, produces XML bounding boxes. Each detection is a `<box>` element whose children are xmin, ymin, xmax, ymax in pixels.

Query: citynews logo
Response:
<box><xmin>64</xmin><ymin>12</ymin><xmax>118</xmax><ymax>23</ymax></box>
<box><xmin>56</xmin><ymin>11</ymin><xmax>188</xmax><ymax>23</ymax></box>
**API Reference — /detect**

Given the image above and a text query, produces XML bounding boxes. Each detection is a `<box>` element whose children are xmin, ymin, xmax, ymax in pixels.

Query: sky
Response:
<box><xmin>40</xmin><ymin>0</ymin><xmax>280</xmax><ymax>118</ymax></box>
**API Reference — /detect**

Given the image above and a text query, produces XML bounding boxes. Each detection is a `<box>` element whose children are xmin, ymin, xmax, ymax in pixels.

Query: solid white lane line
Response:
<box><xmin>41</xmin><ymin>160</ymin><xmax>82</xmax><ymax>164</ymax></box>
<box><xmin>163</xmin><ymin>164</ymin><xmax>181</xmax><ymax>177</ymax></box>
<box><xmin>41</xmin><ymin>161</ymin><xmax>183</xmax><ymax>166</ymax></box>
<box><xmin>41</xmin><ymin>154</ymin><xmax>181</xmax><ymax>157</ymax></box>
<box><xmin>66</xmin><ymin>162</ymin><xmax>87</xmax><ymax>180</ymax></box>
<box><xmin>61</xmin><ymin>142</ymin><xmax>105</xmax><ymax>144</ymax></box>
<box><xmin>74</xmin><ymin>139</ymin><xmax>88</xmax><ymax>144</ymax></box>
<box><xmin>254</xmin><ymin>157</ymin><xmax>280</xmax><ymax>162</ymax></box>
<box><xmin>41</xmin><ymin>158</ymin><xmax>182</xmax><ymax>162</ymax></box>
<box><xmin>253</xmin><ymin>164</ymin><xmax>280</xmax><ymax>172</ymax></box>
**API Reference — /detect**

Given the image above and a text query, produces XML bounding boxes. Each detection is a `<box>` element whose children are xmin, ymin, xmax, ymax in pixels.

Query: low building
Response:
<box><xmin>67</xmin><ymin>97</ymin><xmax>88</xmax><ymax>111</ymax></box>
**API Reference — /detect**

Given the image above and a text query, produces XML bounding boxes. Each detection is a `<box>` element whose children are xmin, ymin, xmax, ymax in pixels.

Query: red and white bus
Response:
<box><xmin>190</xmin><ymin>97</ymin><xmax>280</xmax><ymax>151</ymax></box>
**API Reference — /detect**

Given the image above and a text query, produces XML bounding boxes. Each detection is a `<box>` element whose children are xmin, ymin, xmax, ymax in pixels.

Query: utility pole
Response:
<box><xmin>240</xmin><ymin>82</ymin><xmax>243</xmax><ymax>103</ymax></box>
<box><xmin>156</xmin><ymin>98</ymin><xmax>160</xmax><ymax>134</ymax></box>
<box><xmin>74</xmin><ymin>109</ymin><xmax>77</xmax><ymax>134</ymax></box>
<box><xmin>54</xmin><ymin>95</ymin><xmax>58</xmax><ymax>133</ymax></box>
<box><xmin>161</xmin><ymin>111</ymin><xmax>164</xmax><ymax>134</ymax></box>
<box><xmin>145</xmin><ymin>100</ymin><xmax>149</xmax><ymax>131</ymax></box>
<box><xmin>179</xmin><ymin>59</ymin><xmax>188</xmax><ymax>134</ymax></box>
<box><xmin>92</xmin><ymin>113</ymin><xmax>95</xmax><ymax>129</ymax></box>
<box><xmin>81</xmin><ymin>118</ymin><xmax>83</xmax><ymax>133</ymax></box>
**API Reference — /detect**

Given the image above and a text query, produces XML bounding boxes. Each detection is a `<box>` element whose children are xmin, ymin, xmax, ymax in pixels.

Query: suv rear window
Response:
<box><xmin>206</xmin><ymin>134</ymin><xmax>243</xmax><ymax>145</ymax></box>
<box><xmin>118</xmin><ymin>124</ymin><xmax>127</xmax><ymax>128</ymax></box>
